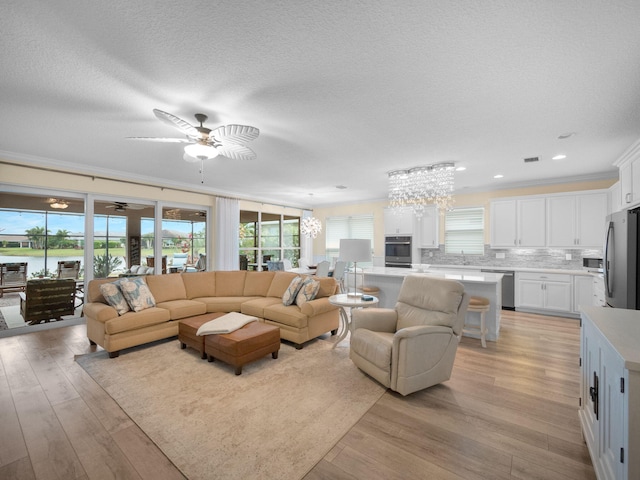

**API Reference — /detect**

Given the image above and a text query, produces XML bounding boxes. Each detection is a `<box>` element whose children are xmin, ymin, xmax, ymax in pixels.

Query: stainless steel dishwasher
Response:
<box><xmin>481</xmin><ymin>269</ymin><xmax>515</xmax><ymax>310</ymax></box>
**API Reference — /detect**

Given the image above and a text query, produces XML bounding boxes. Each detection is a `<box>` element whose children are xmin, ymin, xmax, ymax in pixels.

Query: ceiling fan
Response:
<box><xmin>129</xmin><ymin>109</ymin><xmax>260</xmax><ymax>182</ymax></box>
<box><xmin>105</xmin><ymin>202</ymin><xmax>146</xmax><ymax>212</ymax></box>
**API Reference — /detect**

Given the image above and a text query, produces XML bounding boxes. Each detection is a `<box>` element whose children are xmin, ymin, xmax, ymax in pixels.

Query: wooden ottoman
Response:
<box><xmin>204</xmin><ymin>321</ymin><xmax>280</xmax><ymax>375</ymax></box>
<box><xmin>179</xmin><ymin>312</ymin><xmax>227</xmax><ymax>359</ymax></box>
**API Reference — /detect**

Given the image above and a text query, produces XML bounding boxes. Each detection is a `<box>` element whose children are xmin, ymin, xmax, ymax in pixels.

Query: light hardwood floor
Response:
<box><xmin>0</xmin><ymin>310</ymin><xmax>595</xmax><ymax>479</ymax></box>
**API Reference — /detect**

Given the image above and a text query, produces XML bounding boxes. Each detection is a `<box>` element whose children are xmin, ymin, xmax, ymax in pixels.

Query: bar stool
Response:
<box><xmin>465</xmin><ymin>296</ymin><xmax>489</xmax><ymax>348</ymax></box>
<box><xmin>361</xmin><ymin>285</ymin><xmax>380</xmax><ymax>297</ymax></box>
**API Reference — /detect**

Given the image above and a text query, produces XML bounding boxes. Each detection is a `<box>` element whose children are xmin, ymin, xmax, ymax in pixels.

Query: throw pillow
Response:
<box><xmin>99</xmin><ymin>281</ymin><xmax>130</xmax><ymax>315</ymax></box>
<box><xmin>295</xmin><ymin>278</ymin><xmax>320</xmax><ymax>306</ymax></box>
<box><xmin>119</xmin><ymin>277</ymin><xmax>156</xmax><ymax>312</ymax></box>
<box><xmin>282</xmin><ymin>275</ymin><xmax>305</xmax><ymax>306</ymax></box>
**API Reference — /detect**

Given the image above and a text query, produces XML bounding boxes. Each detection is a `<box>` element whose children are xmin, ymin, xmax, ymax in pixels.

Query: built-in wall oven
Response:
<box><xmin>385</xmin><ymin>235</ymin><xmax>412</xmax><ymax>268</ymax></box>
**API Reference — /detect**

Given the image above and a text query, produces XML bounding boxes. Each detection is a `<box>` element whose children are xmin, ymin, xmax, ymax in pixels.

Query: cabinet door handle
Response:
<box><xmin>626</xmin><ymin>192</ymin><xmax>632</xmax><ymax>203</ymax></box>
<box><xmin>589</xmin><ymin>371</ymin><xmax>599</xmax><ymax>420</ymax></box>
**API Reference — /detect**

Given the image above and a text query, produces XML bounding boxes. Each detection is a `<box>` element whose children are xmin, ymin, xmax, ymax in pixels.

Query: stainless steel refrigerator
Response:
<box><xmin>604</xmin><ymin>208</ymin><xmax>639</xmax><ymax>309</ymax></box>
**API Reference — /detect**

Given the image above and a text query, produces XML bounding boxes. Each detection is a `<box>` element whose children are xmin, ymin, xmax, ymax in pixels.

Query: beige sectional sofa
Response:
<box><xmin>84</xmin><ymin>270</ymin><xmax>340</xmax><ymax>357</ymax></box>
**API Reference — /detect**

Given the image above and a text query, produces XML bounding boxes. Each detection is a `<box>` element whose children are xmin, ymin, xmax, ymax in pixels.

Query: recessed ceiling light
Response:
<box><xmin>455</xmin><ymin>166</ymin><xmax>466</xmax><ymax>171</ymax></box>
<box><xmin>494</xmin><ymin>174</ymin><xmax>504</xmax><ymax>179</ymax></box>
<box><xmin>552</xmin><ymin>154</ymin><xmax>567</xmax><ymax>160</ymax></box>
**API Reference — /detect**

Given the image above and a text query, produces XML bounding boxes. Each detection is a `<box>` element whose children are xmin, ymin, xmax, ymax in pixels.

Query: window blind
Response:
<box><xmin>445</xmin><ymin>207</ymin><xmax>484</xmax><ymax>255</ymax></box>
<box><xmin>326</xmin><ymin>214</ymin><xmax>374</xmax><ymax>253</ymax></box>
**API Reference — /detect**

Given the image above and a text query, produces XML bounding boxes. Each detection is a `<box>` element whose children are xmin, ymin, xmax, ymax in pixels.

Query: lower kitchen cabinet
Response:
<box><xmin>515</xmin><ymin>272</ymin><xmax>572</xmax><ymax>314</ymax></box>
<box><xmin>580</xmin><ymin>307</ymin><xmax>640</xmax><ymax>480</ymax></box>
<box><xmin>573</xmin><ymin>274</ymin><xmax>595</xmax><ymax>314</ymax></box>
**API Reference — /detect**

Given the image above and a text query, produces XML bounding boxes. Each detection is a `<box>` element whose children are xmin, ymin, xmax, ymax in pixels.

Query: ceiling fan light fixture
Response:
<box><xmin>50</xmin><ymin>200</ymin><xmax>69</xmax><ymax>209</ymax></box>
<box><xmin>184</xmin><ymin>142</ymin><xmax>219</xmax><ymax>160</ymax></box>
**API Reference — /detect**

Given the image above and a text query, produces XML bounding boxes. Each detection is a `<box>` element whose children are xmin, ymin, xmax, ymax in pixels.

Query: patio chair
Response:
<box><xmin>57</xmin><ymin>260</ymin><xmax>81</xmax><ymax>279</ymax></box>
<box><xmin>0</xmin><ymin>262</ymin><xmax>28</xmax><ymax>297</ymax></box>
<box><xmin>146</xmin><ymin>255</ymin><xmax>167</xmax><ymax>274</ymax></box>
<box><xmin>19</xmin><ymin>278</ymin><xmax>76</xmax><ymax>325</ymax></box>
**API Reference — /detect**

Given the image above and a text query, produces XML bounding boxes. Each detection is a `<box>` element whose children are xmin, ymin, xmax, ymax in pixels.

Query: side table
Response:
<box><xmin>329</xmin><ymin>293</ymin><xmax>379</xmax><ymax>348</ymax></box>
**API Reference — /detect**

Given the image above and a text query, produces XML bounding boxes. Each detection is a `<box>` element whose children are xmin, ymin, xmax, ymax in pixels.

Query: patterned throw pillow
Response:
<box><xmin>119</xmin><ymin>277</ymin><xmax>156</xmax><ymax>312</ymax></box>
<box><xmin>99</xmin><ymin>281</ymin><xmax>130</xmax><ymax>315</ymax></box>
<box><xmin>282</xmin><ymin>276</ymin><xmax>305</xmax><ymax>306</ymax></box>
<box><xmin>295</xmin><ymin>278</ymin><xmax>320</xmax><ymax>306</ymax></box>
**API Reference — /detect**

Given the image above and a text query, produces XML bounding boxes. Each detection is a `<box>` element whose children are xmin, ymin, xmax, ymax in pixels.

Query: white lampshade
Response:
<box><xmin>184</xmin><ymin>143</ymin><xmax>219</xmax><ymax>160</ymax></box>
<box><xmin>339</xmin><ymin>239</ymin><xmax>371</xmax><ymax>263</ymax></box>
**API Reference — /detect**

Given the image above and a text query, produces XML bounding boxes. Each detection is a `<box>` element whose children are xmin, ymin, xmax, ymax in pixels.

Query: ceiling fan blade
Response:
<box><xmin>183</xmin><ymin>153</ymin><xmax>202</xmax><ymax>163</ymax></box>
<box><xmin>216</xmin><ymin>144</ymin><xmax>257</xmax><ymax>161</ymax></box>
<box><xmin>127</xmin><ymin>136</ymin><xmax>192</xmax><ymax>143</ymax></box>
<box><xmin>153</xmin><ymin>109</ymin><xmax>199</xmax><ymax>138</ymax></box>
<box><xmin>211</xmin><ymin>124</ymin><xmax>260</xmax><ymax>146</ymax></box>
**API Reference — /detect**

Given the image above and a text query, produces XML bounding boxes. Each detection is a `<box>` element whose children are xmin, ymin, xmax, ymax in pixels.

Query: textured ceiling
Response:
<box><xmin>1</xmin><ymin>1</ymin><xmax>639</xmax><ymax>208</ymax></box>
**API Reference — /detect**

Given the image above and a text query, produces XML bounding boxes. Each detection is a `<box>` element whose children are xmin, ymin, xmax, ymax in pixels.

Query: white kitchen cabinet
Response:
<box><xmin>614</xmin><ymin>139</ymin><xmax>640</xmax><ymax>208</ymax></box>
<box><xmin>573</xmin><ymin>274</ymin><xmax>594</xmax><ymax>314</ymax></box>
<box><xmin>418</xmin><ymin>205</ymin><xmax>439</xmax><ymax>248</ymax></box>
<box><xmin>609</xmin><ymin>181</ymin><xmax>622</xmax><ymax>214</ymax></box>
<box><xmin>546</xmin><ymin>192</ymin><xmax>607</xmax><ymax>248</ymax></box>
<box><xmin>580</xmin><ymin>307</ymin><xmax>640</xmax><ymax>480</ymax></box>
<box><xmin>593</xmin><ymin>275</ymin><xmax>606</xmax><ymax>307</ymax></box>
<box><xmin>515</xmin><ymin>272</ymin><xmax>572</xmax><ymax>313</ymax></box>
<box><xmin>490</xmin><ymin>198</ymin><xmax>545</xmax><ymax>247</ymax></box>
<box><xmin>384</xmin><ymin>207</ymin><xmax>415</xmax><ymax>235</ymax></box>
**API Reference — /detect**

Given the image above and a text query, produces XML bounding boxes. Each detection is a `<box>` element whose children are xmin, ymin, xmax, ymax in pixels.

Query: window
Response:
<box><xmin>239</xmin><ymin>211</ymin><xmax>301</xmax><ymax>269</ymax></box>
<box><xmin>94</xmin><ymin>214</ymin><xmax>127</xmax><ymax>277</ymax></box>
<box><xmin>325</xmin><ymin>214</ymin><xmax>374</xmax><ymax>263</ymax></box>
<box><xmin>0</xmin><ymin>205</ymin><xmax>85</xmax><ymax>279</ymax></box>
<box><xmin>444</xmin><ymin>207</ymin><xmax>484</xmax><ymax>255</ymax></box>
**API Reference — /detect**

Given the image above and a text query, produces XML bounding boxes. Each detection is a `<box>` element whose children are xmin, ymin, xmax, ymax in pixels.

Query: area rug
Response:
<box><xmin>76</xmin><ymin>337</ymin><xmax>386</xmax><ymax>480</ymax></box>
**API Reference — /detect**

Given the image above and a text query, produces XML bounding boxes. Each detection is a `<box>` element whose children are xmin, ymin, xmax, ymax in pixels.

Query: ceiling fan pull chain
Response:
<box><xmin>200</xmin><ymin>159</ymin><xmax>204</xmax><ymax>184</ymax></box>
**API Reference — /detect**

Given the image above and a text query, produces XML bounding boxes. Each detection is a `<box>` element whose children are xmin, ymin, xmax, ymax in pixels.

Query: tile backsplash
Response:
<box><xmin>419</xmin><ymin>245</ymin><xmax>603</xmax><ymax>270</ymax></box>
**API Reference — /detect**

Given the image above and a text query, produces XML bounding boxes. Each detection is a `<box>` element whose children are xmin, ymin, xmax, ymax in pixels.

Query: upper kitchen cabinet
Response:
<box><xmin>490</xmin><ymin>198</ymin><xmax>545</xmax><ymax>247</ymax></box>
<box><xmin>546</xmin><ymin>192</ymin><xmax>607</xmax><ymax>248</ymax></box>
<box><xmin>418</xmin><ymin>205</ymin><xmax>439</xmax><ymax>248</ymax></box>
<box><xmin>384</xmin><ymin>207</ymin><xmax>416</xmax><ymax>235</ymax></box>
<box><xmin>615</xmin><ymin>139</ymin><xmax>640</xmax><ymax>209</ymax></box>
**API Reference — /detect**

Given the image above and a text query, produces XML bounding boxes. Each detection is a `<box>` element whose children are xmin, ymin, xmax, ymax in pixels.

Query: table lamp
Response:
<box><xmin>339</xmin><ymin>239</ymin><xmax>372</xmax><ymax>297</ymax></box>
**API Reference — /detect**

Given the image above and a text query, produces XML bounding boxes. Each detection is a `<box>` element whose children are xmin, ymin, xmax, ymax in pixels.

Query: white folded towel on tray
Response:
<box><xmin>196</xmin><ymin>312</ymin><xmax>258</xmax><ymax>336</ymax></box>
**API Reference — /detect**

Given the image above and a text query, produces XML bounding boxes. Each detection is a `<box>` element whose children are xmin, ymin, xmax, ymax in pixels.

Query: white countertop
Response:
<box><xmin>582</xmin><ymin>306</ymin><xmax>640</xmax><ymax>371</ymax></box>
<box><xmin>427</xmin><ymin>264</ymin><xmax>597</xmax><ymax>276</ymax></box>
<box><xmin>362</xmin><ymin>267</ymin><xmax>503</xmax><ymax>284</ymax></box>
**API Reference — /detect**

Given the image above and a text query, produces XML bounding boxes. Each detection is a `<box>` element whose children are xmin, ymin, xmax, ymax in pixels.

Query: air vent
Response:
<box><xmin>524</xmin><ymin>157</ymin><xmax>539</xmax><ymax>163</ymax></box>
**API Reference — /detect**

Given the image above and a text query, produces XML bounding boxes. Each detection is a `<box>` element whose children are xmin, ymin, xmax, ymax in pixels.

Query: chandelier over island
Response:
<box><xmin>388</xmin><ymin>162</ymin><xmax>455</xmax><ymax>216</ymax></box>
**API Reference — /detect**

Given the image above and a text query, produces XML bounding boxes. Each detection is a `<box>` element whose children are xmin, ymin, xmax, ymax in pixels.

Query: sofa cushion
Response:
<box><xmin>215</xmin><ymin>271</ymin><xmax>247</xmax><ymax>297</ymax></box>
<box><xmin>119</xmin><ymin>277</ymin><xmax>156</xmax><ymax>312</ymax></box>
<box><xmin>263</xmin><ymin>303</ymin><xmax>308</xmax><ymax>329</ymax></box>
<box><xmin>295</xmin><ymin>278</ymin><xmax>320</xmax><ymax>307</ymax></box>
<box><xmin>282</xmin><ymin>276</ymin><xmax>305</xmax><ymax>306</ymax></box>
<box><xmin>155</xmin><ymin>299</ymin><xmax>207</xmax><ymax>320</ymax></box>
<box><xmin>194</xmin><ymin>296</ymin><xmax>258</xmax><ymax>313</ymax></box>
<box><xmin>266</xmin><ymin>271</ymin><xmax>299</xmax><ymax>298</ymax></box>
<box><xmin>241</xmin><ymin>297</ymin><xmax>282</xmax><ymax>318</ymax></box>
<box><xmin>99</xmin><ymin>280</ymin><xmax>130</xmax><ymax>315</ymax></box>
<box><xmin>146</xmin><ymin>274</ymin><xmax>187</xmax><ymax>303</ymax></box>
<box><xmin>104</xmin><ymin>307</ymin><xmax>171</xmax><ymax>335</ymax></box>
<box><xmin>181</xmin><ymin>271</ymin><xmax>216</xmax><ymax>299</ymax></box>
<box><xmin>244</xmin><ymin>271</ymin><xmax>275</xmax><ymax>296</ymax></box>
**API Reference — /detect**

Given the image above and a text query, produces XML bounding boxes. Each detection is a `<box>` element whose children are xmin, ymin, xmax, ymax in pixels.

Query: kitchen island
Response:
<box><xmin>360</xmin><ymin>267</ymin><xmax>504</xmax><ymax>341</ymax></box>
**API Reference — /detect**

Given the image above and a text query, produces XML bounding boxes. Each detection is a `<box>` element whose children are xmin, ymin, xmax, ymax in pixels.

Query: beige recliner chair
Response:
<box><xmin>350</xmin><ymin>275</ymin><xmax>470</xmax><ymax>396</ymax></box>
